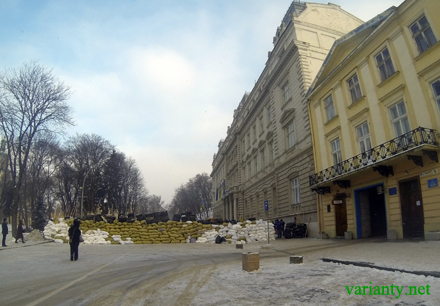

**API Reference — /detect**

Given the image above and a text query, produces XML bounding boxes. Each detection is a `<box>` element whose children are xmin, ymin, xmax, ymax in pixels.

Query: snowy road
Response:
<box><xmin>1</xmin><ymin>238</ymin><xmax>439</xmax><ymax>305</ymax></box>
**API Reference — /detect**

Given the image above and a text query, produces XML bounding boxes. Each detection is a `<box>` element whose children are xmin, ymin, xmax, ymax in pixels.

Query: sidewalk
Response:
<box><xmin>256</xmin><ymin>236</ymin><xmax>440</xmax><ymax>273</ymax></box>
<box><xmin>1</xmin><ymin>227</ymin><xmax>53</xmax><ymax>250</ymax></box>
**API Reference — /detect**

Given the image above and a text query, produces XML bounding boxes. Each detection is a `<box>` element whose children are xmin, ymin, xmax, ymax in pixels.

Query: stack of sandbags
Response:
<box><xmin>43</xmin><ymin>218</ymin><xmax>274</xmax><ymax>245</ymax></box>
<box><xmin>196</xmin><ymin>219</ymin><xmax>275</xmax><ymax>244</ymax></box>
<box><xmin>82</xmin><ymin>228</ymin><xmax>110</xmax><ymax>244</ymax></box>
<box><xmin>44</xmin><ymin>218</ymin><xmax>214</xmax><ymax>244</ymax></box>
<box><xmin>43</xmin><ymin>219</ymin><xmax>70</xmax><ymax>243</ymax></box>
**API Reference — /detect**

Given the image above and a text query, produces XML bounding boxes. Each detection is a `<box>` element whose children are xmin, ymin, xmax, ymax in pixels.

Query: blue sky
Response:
<box><xmin>0</xmin><ymin>0</ymin><xmax>403</xmax><ymax>205</ymax></box>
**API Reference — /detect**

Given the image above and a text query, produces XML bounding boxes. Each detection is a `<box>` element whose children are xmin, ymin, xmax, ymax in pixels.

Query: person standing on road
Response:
<box><xmin>15</xmin><ymin>219</ymin><xmax>25</xmax><ymax>243</ymax></box>
<box><xmin>275</xmin><ymin>219</ymin><xmax>282</xmax><ymax>239</ymax></box>
<box><xmin>280</xmin><ymin>219</ymin><xmax>285</xmax><ymax>238</ymax></box>
<box><xmin>68</xmin><ymin>219</ymin><xmax>82</xmax><ymax>261</ymax></box>
<box><xmin>2</xmin><ymin>218</ymin><xmax>8</xmax><ymax>247</ymax></box>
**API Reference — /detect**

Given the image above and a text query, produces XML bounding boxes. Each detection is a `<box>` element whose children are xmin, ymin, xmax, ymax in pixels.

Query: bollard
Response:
<box><xmin>290</xmin><ymin>255</ymin><xmax>303</xmax><ymax>264</ymax></box>
<box><xmin>242</xmin><ymin>252</ymin><xmax>259</xmax><ymax>272</ymax></box>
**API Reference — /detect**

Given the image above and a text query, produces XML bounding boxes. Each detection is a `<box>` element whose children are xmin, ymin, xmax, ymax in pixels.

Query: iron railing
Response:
<box><xmin>309</xmin><ymin>127</ymin><xmax>438</xmax><ymax>186</ymax></box>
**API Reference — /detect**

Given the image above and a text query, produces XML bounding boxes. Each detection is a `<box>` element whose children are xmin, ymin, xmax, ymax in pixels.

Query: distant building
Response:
<box><xmin>211</xmin><ymin>1</ymin><xmax>363</xmax><ymax>237</ymax></box>
<box><xmin>307</xmin><ymin>0</ymin><xmax>440</xmax><ymax>239</ymax></box>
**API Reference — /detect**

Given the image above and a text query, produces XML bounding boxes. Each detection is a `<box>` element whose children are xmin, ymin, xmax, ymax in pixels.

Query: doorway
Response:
<box><xmin>355</xmin><ymin>184</ymin><xmax>387</xmax><ymax>239</ymax></box>
<box><xmin>334</xmin><ymin>193</ymin><xmax>347</xmax><ymax>236</ymax></box>
<box><xmin>399</xmin><ymin>178</ymin><xmax>424</xmax><ymax>238</ymax></box>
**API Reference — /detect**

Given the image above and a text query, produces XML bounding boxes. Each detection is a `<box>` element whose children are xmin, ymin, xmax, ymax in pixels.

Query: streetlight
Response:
<box><xmin>80</xmin><ymin>158</ymin><xmax>109</xmax><ymax>218</ymax></box>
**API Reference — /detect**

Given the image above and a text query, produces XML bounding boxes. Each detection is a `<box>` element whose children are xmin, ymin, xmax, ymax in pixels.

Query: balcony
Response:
<box><xmin>309</xmin><ymin>127</ymin><xmax>439</xmax><ymax>187</ymax></box>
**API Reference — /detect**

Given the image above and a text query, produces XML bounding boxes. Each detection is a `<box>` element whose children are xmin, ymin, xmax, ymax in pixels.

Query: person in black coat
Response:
<box><xmin>68</xmin><ymin>219</ymin><xmax>82</xmax><ymax>261</ymax></box>
<box><xmin>280</xmin><ymin>219</ymin><xmax>285</xmax><ymax>238</ymax></box>
<box><xmin>2</xmin><ymin>218</ymin><xmax>8</xmax><ymax>247</ymax></box>
<box><xmin>15</xmin><ymin>219</ymin><xmax>25</xmax><ymax>243</ymax></box>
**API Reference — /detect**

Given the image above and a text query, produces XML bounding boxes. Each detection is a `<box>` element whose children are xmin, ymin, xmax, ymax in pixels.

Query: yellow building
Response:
<box><xmin>308</xmin><ymin>0</ymin><xmax>440</xmax><ymax>240</ymax></box>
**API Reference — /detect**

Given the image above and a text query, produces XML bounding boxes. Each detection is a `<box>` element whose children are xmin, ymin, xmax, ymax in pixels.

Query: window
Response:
<box><xmin>254</xmin><ymin>156</ymin><xmax>258</xmax><ymax>175</ymax></box>
<box><xmin>267</xmin><ymin>105</ymin><xmax>274</xmax><ymax>123</ymax></box>
<box><xmin>324</xmin><ymin>95</ymin><xmax>336</xmax><ymax>121</ymax></box>
<box><xmin>260</xmin><ymin>149</ymin><xmax>265</xmax><ymax>169</ymax></box>
<box><xmin>357</xmin><ymin>122</ymin><xmax>372</xmax><ymax>153</ymax></box>
<box><xmin>348</xmin><ymin>74</ymin><xmax>362</xmax><ymax>103</ymax></box>
<box><xmin>243</xmin><ymin>164</ymin><xmax>246</xmax><ymax>180</ymax></box>
<box><xmin>272</xmin><ymin>142</ymin><xmax>276</xmax><ymax>160</ymax></box>
<box><xmin>291</xmin><ymin>177</ymin><xmax>300</xmax><ymax>204</ymax></box>
<box><xmin>356</xmin><ymin>122</ymin><xmax>372</xmax><ymax>164</ymax></box>
<box><xmin>252</xmin><ymin>125</ymin><xmax>257</xmax><ymax>143</ymax></box>
<box><xmin>390</xmin><ymin>101</ymin><xmax>410</xmax><ymax>136</ymax></box>
<box><xmin>268</xmin><ymin>142</ymin><xmax>274</xmax><ymax>163</ymax></box>
<box><xmin>390</xmin><ymin>101</ymin><xmax>411</xmax><ymax>148</ymax></box>
<box><xmin>432</xmin><ymin>79</ymin><xmax>440</xmax><ymax>112</ymax></box>
<box><xmin>331</xmin><ymin>138</ymin><xmax>342</xmax><ymax>165</ymax></box>
<box><xmin>242</xmin><ymin>139</ymin><xmax>245</xmax><ymax>156</ymax></box>
<box><xmin>259</xmin><ymin>116</ymin><xmax>264</xmax><ymax>135</ymax></box>
<box><xmin>284</xmin><ymin>83</ymin><xmax>291</xmax><ymax>102</ymax></box>
<box><xmin>410</xmin><ymin>15</ymin><xmax>437</xmax><ymax>54</ymax></box>
<box><xmin>375</xmin><ymin>48</ymin><xmax>395</xmax><ymax>82</ymax></box>
<box><xmin>287</xmin><ymin>121</ymin><xmax>296</xmax><ymax>148</ymax></box>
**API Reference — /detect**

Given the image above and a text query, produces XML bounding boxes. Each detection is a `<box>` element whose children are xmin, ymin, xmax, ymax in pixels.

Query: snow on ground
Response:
<box><xmin>3</xmin><ymin>222</ymin><xmax>440</xmax><ymax>305</ymax></box>
<box><xmin>192</xmin><ymin>257</ymin><xmax>440</xmax><ymax>306</ymax></box>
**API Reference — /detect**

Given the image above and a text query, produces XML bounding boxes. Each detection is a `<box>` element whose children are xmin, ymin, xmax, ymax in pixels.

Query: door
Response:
<box><xmin>334</xmin><ymin>194</ymin><xmax>347</xmax><ymax>236</ymax></box>
<box><xmin>399</xmin><ymin>178</ymin><xmax>424</xmax><ymax>238</ymax></box>
<box><xmin>369</xmin><ymin>187</ymin><xmax>387</xmax><ymax>237</ymax></box>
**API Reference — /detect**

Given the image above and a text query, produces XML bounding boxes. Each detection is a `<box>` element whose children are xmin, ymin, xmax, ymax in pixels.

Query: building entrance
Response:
<box><xmin>399</xmin><ymin>178</ymin><xmax>424</xmax><ymax>238</ymax></box>
<box><xmin>334</xmin><ymin>193</ymin><xmax>347</xmax><ymax>236</ymax></box>
<box><xmin>355</xmin><ymin>184</ymin><xmax>387</xmax><ymax>238</ymax></box>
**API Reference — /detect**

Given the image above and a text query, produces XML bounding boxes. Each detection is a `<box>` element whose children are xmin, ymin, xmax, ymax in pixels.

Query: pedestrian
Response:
<box><xmin>2</xmin><ymin>218</ymin><xmax>8</xmax><ymax>247</ymax></box>
<box><xmin>68</xmin><ymin>219</ymin><xmax>82</xmax><ymax>261</ymax></box>
<box><xmin>15</xmin><ymin>219</ymin><xmax>25</xmax><ymax>243</ymax></box>
<box><xmin>275</xmin><ymin>219</ymin><xmax>282</xmax><ymax>239</ymax></box>
<box><xmin>280</xmin><ymin>219</ymin><xmax>285</xmax><ymax>238</ymax></box>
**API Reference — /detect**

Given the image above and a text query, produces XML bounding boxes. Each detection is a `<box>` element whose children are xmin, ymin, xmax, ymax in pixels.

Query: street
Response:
<box><xmin>1</xmin><ymin>238</ymin><xmax>439</xmax><ymax>305</ymax></box>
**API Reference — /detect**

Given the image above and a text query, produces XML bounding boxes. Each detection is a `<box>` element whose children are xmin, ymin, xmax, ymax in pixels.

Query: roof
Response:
<box><xmin>307</xmin><ymin>6</ymin><xmax>398</xmax><ymax>98</ymax></box>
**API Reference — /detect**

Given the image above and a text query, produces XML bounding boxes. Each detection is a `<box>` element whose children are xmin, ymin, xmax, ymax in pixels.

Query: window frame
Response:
<box><xmin>266</xmin><ymin>105</ymin><xmax>274</xmax><ymax>123</ymax></box>
<box><xmin>389</xmin><ymin>101</ymin><xmax>412</xmax><ymax>149</ymax></box>
<box><xmin>389</xmin><ymin>101</ymin><xmax>411</xmax><ymax>137</ymax></box>
<box><xmin>290</xmin><ymin>177</ymin><xmax>301</xmax><ymax>204</ymax></box>
<box><xmin>331</xmin><ymin>138</ymin><xmax>342</xmax><ymax>164</ymax></box>
<box><xmin>348</xmin><ymin>73</ymin><xmax>362</xmax><ymax>103</ymax></box>
<box><xmin>356</xmin><ymin>121</ymin><xmax>373</xmax><ymax>164</ymax></box>
<box><xmin>375</xmin><ymin>47</ymin><xmax>395</xmax><ymax>82</ymax></box>
<box><xmin>284</xmin><ymin>82</ymin><xmax>291</xmax><ymax>103</ymax></box>
<box><xmin>432</xmin><ymin>79</ymin><xmax>440</xmax><ymax>113</ymax></box>
<box><xmin>287</xmin><ymin>121</ymin><xmax>296</xmax><ymax>149</ymax></box>
<box><xmin>409</xmin><ymin>14</ymin><xmax>437</xmax><ymax>54</ymax></box>
<box><xmin>324</xmin><ymin>94</ymin><xmax>336</xmax><ymax>121</ymax></box>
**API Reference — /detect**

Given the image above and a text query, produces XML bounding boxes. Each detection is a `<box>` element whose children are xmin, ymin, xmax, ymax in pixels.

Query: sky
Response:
<box><xmin>0</xmin><ymin>0</ymin><xmax>403</xmax><ymax>205</ymax></box>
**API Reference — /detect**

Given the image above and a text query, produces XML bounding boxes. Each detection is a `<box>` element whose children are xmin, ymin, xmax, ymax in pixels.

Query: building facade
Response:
<box><xmin>211</xmin><ymin>1</ymin><xmax>363</xmax><ymax>237</ymax></box>
<box><xmin>307</xmin><ymin>0</ymin><xmax>440</xmax><ymax>239</ymax></box>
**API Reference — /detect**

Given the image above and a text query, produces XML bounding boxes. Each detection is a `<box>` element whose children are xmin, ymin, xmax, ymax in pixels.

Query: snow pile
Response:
<box><xmin>25</xmin><ymin>229</ymin><xmax>45</xmax><ymax>242</ymax></box>
<box><xmin>196</xmin><ymin>219</ymin><xmax>275</xmax><ymax>244</ymax></box>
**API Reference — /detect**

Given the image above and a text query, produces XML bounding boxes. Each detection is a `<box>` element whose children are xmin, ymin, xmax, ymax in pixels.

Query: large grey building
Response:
<box><xmin>211</xmin><ymin>1</ymin><xmax>363</xmax><ymax>237</ymax></box>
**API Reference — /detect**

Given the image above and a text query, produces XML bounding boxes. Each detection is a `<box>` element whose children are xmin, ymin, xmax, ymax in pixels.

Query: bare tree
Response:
<box><xmin>169</xmin><ymin>173</ymin><xmax>212</xmax><ymax>219</ymax></box>
<box><xmin>67</xmin><ymin>134</ymin><xmax>113</xmax><ymax>216</ymax></box>
<box><xmin>26</xmin><ymin>135</ymin><xmax>62</xmax><ymax>228</ymax></box>
<box><xmin>147</xmin><ymin>195</ymin><xmax>165</xmax><ymax>213</ymax></box>
<box><xmin>0</xmin><ymin>61</ymin><xmax>73</xmax><ymax>236</ymax></box>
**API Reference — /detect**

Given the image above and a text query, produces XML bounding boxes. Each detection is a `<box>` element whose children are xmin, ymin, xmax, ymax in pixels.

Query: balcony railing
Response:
<box><xmin>309</xmin><ymin>127</ymin><xmax>438</xmax><ymax>186</ymax></box>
